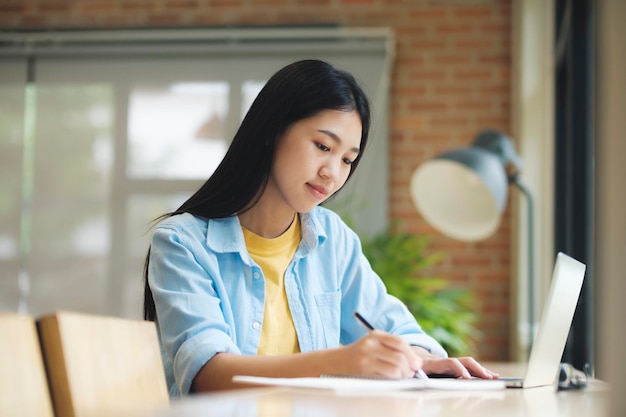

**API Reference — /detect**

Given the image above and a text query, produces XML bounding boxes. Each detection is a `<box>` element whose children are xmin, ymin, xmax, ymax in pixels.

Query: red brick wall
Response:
<box><xmin>0</xmin><ymin>0</ymin><xmax>512</xmax><ymax>361</ymax></box>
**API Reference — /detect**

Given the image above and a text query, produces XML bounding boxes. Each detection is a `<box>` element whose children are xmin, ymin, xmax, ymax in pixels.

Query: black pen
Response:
<box><xmin>353</xmin><ymin>311</ymin><xmax>375</xmax><ymax>330</ymax></box>
<box><xmin>353</xmin><ymin>311</ymin><xmax>430</xmax><ymax>381</ymax></box>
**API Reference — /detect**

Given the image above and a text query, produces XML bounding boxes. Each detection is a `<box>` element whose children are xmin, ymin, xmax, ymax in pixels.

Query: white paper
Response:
<box><xmin>232</xmin><ymin>375</ymin><xmax>426</xmax><ymax>392</ymax></box>
<box><xmin>232</xmin><ymin>375</ymin><xmax>506</xmax><ymax>392</ymax></box>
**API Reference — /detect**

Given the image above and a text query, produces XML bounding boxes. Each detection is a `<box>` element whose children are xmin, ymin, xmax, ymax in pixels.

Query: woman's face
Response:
<box><xmin>266</xmin><ymin>109</ymin><xmax>362</xmax><ymax>214</ymax></box>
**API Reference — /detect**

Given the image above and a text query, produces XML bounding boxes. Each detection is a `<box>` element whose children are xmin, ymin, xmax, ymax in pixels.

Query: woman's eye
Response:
<box><xmin>316</xmin><ymin>142</ymin><xmax>330</xmax><ymax>152</ymax></box>
<box><xmin>343</xmin><ymin>157</ymin><xmax>354</xmax><ymax>166</ymax></box>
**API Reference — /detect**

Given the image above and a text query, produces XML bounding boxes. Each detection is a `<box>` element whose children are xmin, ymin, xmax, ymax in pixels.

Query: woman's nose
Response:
<box><xmin>319</xmin><ymin>160</ymin><xmax>340</xmax><ymax>181</ymax></box>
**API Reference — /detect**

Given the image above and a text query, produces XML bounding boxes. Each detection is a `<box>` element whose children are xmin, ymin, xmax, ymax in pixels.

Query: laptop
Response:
<box><xmin>497</xmin><ymin>252</ymin><xmax>586</xmax><ymax>388</ymax></box>
<box><xmin>434</xmin><ymin>252</ymin><xmax>586</xmax><ymax>389</ymax></box>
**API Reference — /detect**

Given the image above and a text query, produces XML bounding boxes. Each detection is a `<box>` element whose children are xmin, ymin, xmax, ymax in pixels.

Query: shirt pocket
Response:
<box><xmin>314</xmin><ymin>290</ymin><xmax>341</xmax><ymax>348</ymax></box>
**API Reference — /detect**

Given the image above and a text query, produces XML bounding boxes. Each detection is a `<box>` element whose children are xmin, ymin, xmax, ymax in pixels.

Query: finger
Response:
<box><xmin>360</xmin><ymin>333</ymin><xmax>422</xmax><ymax>378</ymax></box>
<box><xmin>424</xmin><ymin>357</ymin><xmax>501</xmax><ymax>380</ymax></box>
<box><xmin>377</xmin><ymin>349</ymin><xmax>423</xmax><ymax>379</ymax></box>
<box><xmin>448</xmin><ymin>358</ymin><xmax>472</xmax><ymax>379</ymax></box>
<box><xmin>457</xmin><ymin>357</ymin><xmax>500</xmax><ymax>379</ymax></box>
<box><xmin>423</xmin><ymin>357</ymin><xmax>471</xmax><ymax>378</ymax></box>
<box><xmin>368</xmin><ymin>331</ymin><xmax>422</xmax><ymax>371</ymax></box>
<box><xmin>369</xmin><ymin>331</ymin><xmax>420</xmax><ymax>361</ymax></box>
<box><xmin>372</xmin><ymin>356</ymin><xmax>417</xmax><ymax>379</ymax></box>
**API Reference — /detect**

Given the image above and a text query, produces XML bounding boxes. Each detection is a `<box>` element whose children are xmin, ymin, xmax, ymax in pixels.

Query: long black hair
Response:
<box><xmin>143</xmin><ymin>59</ymin><xmax>371</xmax><ymax>321</ymax></box>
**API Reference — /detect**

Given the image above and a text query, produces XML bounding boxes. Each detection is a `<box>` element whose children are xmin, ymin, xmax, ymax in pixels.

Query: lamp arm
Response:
<box><xmin>510</xmin><ymin>176</ymin><xmax>535</xmax><ymax>357</ymax></box>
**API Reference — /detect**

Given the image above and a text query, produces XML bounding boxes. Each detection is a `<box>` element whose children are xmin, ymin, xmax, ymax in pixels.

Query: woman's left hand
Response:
<box><xmin>411</xmin><ymin>347</ymin><xmax>500</xmax><ymax>379</ymax></box>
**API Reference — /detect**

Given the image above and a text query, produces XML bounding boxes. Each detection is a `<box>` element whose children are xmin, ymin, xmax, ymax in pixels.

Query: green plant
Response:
<box><xmin>359</xmin><ymin>227</ymin><xmax>480</xmax><ymax>357</ymax></box>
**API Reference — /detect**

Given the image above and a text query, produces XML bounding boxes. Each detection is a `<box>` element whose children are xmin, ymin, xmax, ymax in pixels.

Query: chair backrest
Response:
<box><xmin>0</xmin><ymin>313</ymin><xmax>55</xmax><ymax>417</ymax></box>
<box><xmin>38</xmin><ymin>311</ymin><xmax>169</xmax><ymax>417</ymax></box>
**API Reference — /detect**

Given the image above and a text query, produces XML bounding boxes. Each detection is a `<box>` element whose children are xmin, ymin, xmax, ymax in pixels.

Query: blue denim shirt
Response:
<box><xmin>148</xmin><ymin>206</ymin><xmax>447</xmax><ymax>396</ymax></box>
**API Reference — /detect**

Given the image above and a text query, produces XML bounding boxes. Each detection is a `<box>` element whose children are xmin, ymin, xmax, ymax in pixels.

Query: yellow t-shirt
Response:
<box><xmin>242</xmin><ymin>216</ymin><xmax>301</xmax><ymax>355</ymax></box>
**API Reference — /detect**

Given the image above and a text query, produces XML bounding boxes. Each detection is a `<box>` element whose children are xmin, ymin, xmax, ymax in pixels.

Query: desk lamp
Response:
<box><xmin>410</xmin><ymin>130</ymin><xmax>535</xmax><ymax>353</ymax></box>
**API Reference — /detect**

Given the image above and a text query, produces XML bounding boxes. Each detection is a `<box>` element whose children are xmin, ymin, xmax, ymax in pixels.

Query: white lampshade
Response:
<box><xmin>410</xmin><ymin>130</ymin><xmax>522</xmax><ymax>242</ymax></box>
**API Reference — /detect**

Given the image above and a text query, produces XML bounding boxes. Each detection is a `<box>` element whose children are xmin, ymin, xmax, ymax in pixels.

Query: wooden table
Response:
<box><xmin>152</xmin><ymin>363</ymin><xmax>610</xmax><ymax>417</ymax></box>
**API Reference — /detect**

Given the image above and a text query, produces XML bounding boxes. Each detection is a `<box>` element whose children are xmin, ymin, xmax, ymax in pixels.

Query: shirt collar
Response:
<box><xmin>204</xmin><ymin>208</ymin><xmax>328</xmax><ymax>256</ymax></box>
<box><xmin>300</xmin><ymin>209</ymin><xmax>327</xmax><ymax>253</ymax></box>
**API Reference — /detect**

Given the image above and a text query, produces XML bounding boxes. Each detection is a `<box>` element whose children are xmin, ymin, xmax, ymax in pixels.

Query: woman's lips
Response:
<box><xmin>307</xmin><ymin>183</ymin><xmax>329</xmax><ymax>199</ymax></box>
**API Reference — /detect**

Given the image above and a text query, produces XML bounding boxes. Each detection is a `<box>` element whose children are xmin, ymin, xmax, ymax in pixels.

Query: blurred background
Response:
<box><xmin>0</xmin><ymin>2</ymin><xmax>623</xmax><ymax>398</ymax></box>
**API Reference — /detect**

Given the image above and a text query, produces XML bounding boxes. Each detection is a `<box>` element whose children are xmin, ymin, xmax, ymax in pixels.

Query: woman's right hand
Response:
<box><xmin>333</xmin><ymin>330</ymin><xmax>423</xmax><ymax>379</ymax></box>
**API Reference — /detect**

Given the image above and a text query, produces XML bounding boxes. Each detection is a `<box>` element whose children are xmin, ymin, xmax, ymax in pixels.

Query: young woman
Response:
<box><xmin>143</xmin><ymin>59</ymin><xmax>498</xmax><ymax>396</ymax></box>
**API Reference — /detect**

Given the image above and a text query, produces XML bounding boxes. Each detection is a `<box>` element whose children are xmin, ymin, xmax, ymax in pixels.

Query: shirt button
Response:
<box><xmin>252</xmin><ymin>322</ymin><xmax>261</xmax><ymax>330</ymax></box>
<box><xmin>253</xmin><ymin>271</ymin><xmax>260</xmax><ymax>279</ymax></box>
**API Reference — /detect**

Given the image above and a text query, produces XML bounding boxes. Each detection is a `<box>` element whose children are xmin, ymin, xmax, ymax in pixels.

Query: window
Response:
<box><xmin>0</xmin><ymin>28</ymin><xmax>393</xmax><ymax>318</ymax></box>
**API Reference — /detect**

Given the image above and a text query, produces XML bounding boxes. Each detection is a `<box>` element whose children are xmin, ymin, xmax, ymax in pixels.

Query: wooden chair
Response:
<box><xmin>38</xmin><ymin>311</ymin><xmax>169</xmax><ymax>417</ymax></box>
<box><xmin>0</xmin><ymin>313</ymin><xmax>55</xmax><ymax>417</ymax></box>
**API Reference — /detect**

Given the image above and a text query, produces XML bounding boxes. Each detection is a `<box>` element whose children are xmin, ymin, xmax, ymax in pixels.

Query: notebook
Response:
<box><xmin>232</xmin><ymin>374</ymin><xmax>506</xmax><ymax>392</ymax></box>
<box><xmin>448</xmin><ymin>252</ymin><xmax>586</xmax><ymax>389</ymax></box>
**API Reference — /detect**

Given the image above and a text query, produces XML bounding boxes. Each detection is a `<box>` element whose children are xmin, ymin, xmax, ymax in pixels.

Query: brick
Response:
<box><xmin>453</xmin><ymin>7</ymin><xmax>493</xmax><ymax>19</ymax></box>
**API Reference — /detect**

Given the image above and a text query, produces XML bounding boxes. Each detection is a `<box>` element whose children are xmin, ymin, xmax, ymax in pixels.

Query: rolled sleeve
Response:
<box><xmin>173</xmin><ymin>329</ymin><xmax>241</xmax><ymax>395</ymax></box>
